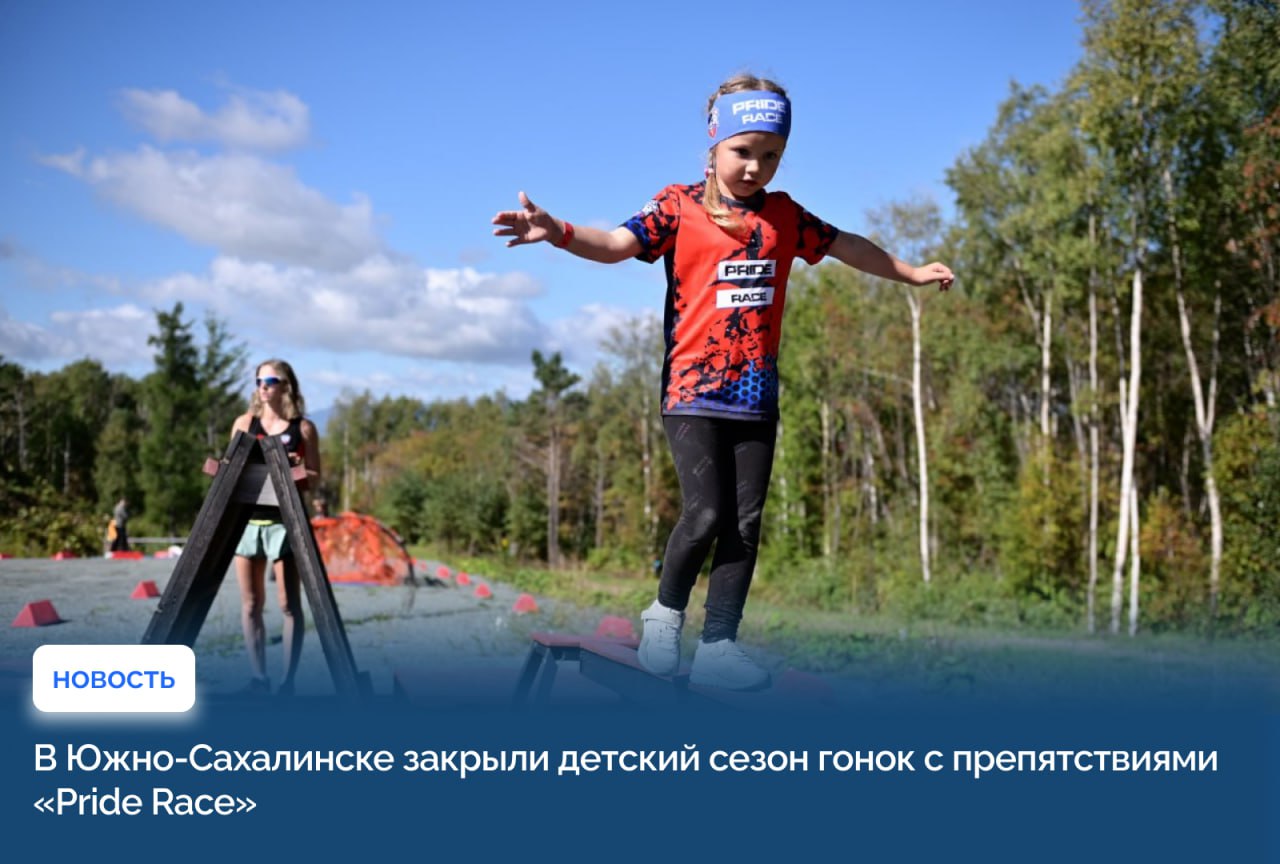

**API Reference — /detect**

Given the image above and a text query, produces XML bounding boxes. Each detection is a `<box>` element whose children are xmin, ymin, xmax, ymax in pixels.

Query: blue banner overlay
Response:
<box><xmin>2</xmin><ymin>653</ymin><xmax>1276</xmax><ymax>862</ymax></box>
<box><xmin>2</xmin><ymin>558</ymin><xmax>1275</xmax><ymax>861</ymax></box>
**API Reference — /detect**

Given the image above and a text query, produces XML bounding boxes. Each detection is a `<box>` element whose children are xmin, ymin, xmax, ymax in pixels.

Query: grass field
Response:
<box><xmin>412</xmin><ymin>549</ymin><xmax>1280</xmax><ymax>708</ymax></box>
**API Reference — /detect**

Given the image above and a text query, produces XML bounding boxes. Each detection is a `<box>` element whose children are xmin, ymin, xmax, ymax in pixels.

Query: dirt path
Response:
<box><xmin>1</xmin><ymin>556</ymin><xmax>608</xmax><ymax>701</ymax></box>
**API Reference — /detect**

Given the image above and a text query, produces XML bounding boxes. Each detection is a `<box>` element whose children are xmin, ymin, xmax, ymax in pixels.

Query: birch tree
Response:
<box><xmin>865</xmin><ymin>198</ymin><xmax>946</xmax><ymax>583</ymax></box>
<box><xmin>950</xmin><ymin>84</ymin><xmax>1102</xmax><ymax>617</ymax></box>
<box><xmin>1075</xmin><ymin>0</ymin><xmax>1201</xmax><ymax>634</ymax></box>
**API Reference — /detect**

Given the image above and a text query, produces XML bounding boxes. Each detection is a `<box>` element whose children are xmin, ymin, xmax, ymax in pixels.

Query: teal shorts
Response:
<box><xmin>235</xmin><ymin>520</ymin><xmax>291</xmax><ymax>562</ymax></box>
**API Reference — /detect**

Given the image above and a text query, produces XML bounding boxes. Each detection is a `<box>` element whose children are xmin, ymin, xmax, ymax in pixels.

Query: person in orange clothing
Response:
<box><xmin>493</xmin><ymin>73</ymin><xmax>953</xmax><ymax>690</ymax></box>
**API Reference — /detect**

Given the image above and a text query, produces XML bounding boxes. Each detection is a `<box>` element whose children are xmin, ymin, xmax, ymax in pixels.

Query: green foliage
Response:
<box><xmin>755</xmin><ymin>547</ymin><xmax>876</xmax><ymax>612</ymax></box>
<box><xmin>576</xmin><ymin>332</ymin><xmax>673</xmax><ymax>567</ymax></box>
<box><xmin>198</xmin><ymin>314</ymin><xmax>249</xmax><ymax>453</ymax></box>
<box><xmin>0</xmin><ymin>474</ymin><xmax>103</xmax><ymax>557</ymax></box>
<box><xmin>877</xmin><ymin>565</ymin><xmax>1026</xmax><ymax>630</ymax></box>
<box><xmin>584</xmin><ymin>544</ymin><xmax>649</xmax><ymax>574</ymax></box>
<box><xmin>1214</xmin><ymin>408</ymin><xmax>1280</xmax><ymax>631</ymax></box>
<box><xmin>505</xmin><ymin>478</ymin><xmax>546</xmax><ymax>562</ymax></box>
<box><xmin>925</xmin><ymin>291</ymin><xmax>1025</xmax><ymax>565</ymax></box>
<box><xmin>139</xmin><ymin>303</ymin><xmax>209</xmax><ymax>534</ymax></box>
<box><xmin>1138</xmin><ymin>490</ymin><xmax>1210</xmax><ymax>631</ymax></box>
<box><xmin>382</xmin><ymin>473</ymin><xmax>431</xmax><ymax>544</ymax></box>
<box><xmin>357</xmin><ymin>394</ymin><xmax>516</xmax><ymax>556</ymax></box>
<box><xmin>324</xmin><ymin>390</ymin><xmax>428</xmax><ymax>512</ymax></box>
<box><xmin>531</xmin><ymin>349</ymin><xmax>581</xmax><ymax>399</ymax></box>
<box><xmin>93</xmin><ymin>376</ymin><xmax>145</xmax><ymax>507</ymax></box>
<box><xmin>997</xmin><ymin>448</ymin><xmax>1087</xmax><ymax>608</ymax></box>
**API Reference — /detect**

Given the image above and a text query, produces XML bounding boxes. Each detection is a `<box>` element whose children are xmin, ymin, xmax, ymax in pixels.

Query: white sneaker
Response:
<box><xmin>690</xmin><ymin>639</ymin><xmax>771</xmax><ymax>691</ymax></box>
<box><xmin>638</xmin><ymin>601</ymin><xmax>685</xmax><ymax>676</ymax></box>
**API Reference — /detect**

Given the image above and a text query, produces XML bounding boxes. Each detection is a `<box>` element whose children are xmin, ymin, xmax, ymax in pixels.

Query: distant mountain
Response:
<box><xmin>310</xmin><ymin>406</ymin><xmax>332</xmax><ymax>435</ymax></box>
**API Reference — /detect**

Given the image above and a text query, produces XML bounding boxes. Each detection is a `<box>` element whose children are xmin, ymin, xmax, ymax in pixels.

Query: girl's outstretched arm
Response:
<box><xmin>828</xmin><ymin>231</ymin><xmax>954</xmax><ymax>291</ymax></box>
<box><xmin>492</xmin><ymin>191</ymin><xmax>641</xmax><ymax>264</ymax></box>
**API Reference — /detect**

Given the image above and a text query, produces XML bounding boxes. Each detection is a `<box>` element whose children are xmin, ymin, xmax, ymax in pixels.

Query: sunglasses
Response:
<box><xmin>256</xmin><ymin>376</ymin><xmax>283</xmax><ymax>389</ymax></box>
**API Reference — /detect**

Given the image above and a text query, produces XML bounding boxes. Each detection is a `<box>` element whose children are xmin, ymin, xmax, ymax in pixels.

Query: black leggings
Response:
<box><xmin>658</xmin><ymin>414</ymin><xmax>777</xmax><ymax>643</ymax></box>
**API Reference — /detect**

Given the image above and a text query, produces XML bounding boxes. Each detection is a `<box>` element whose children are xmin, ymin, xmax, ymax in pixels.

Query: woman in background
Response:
<box><xmin>229</xmin><ymin>358</ymin><xmax>321</xmax><ymax>696</ymax></box>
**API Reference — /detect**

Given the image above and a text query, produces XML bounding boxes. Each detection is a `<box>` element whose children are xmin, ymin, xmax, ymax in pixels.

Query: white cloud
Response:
<box><xmin>17</xmin><ymin>84</ymin><xmax>614</xmax><ymax>389</ymax></box>
<box><xmin>0</xmin><ymin>304</ymin><xmax>153</xmax><ymax>367</ymax></box>
<box><xmin>44</xmin><ymin>145</ymin><xmax>380</xmax><ymax>270</ymax></box>
<box><xmin>548</xmin><ymin>303</ymin><xmax>654</xmax><ymax>370</ymax></box>
<box><xmin>0</xmin><ymin>310</ymin><xmax>72</xmax><ymax>362</ymax></box>
<box><xmin>39</xmin><ymin>87</ymin><xmax>355</xmax><ymax>268</ymax></box>
<box><xmin>142</xmin><ymin>256</ymin><xmax>550</xmax><ymax>365</ymax></box>
<box><xmin>4</xmin><ymin>249</ymin><xmax>636</xmax><ymax>380</ymax></box>
<box><xmin>119</xmin><ymin>88</ymin><xmax>310</xmax><ymax>151</ymax></box>
<box><xmin>47</xmin><ymin>305</ymin><xmax>155</xmax><ymax>367</ymax></box>
<box><xmin>36</xmin><ymin>148</ymin><xmax>87</xmax><ymax>176</ymax></box>
<box><xmin>1</xmin><ymin>255</ymin><xmax>639</xmax><ymax>405</ymax></box>
<box><xmin>0</xmin><ymin>238</ymin><xmax>125</xmax><ymax>297</ymax></box>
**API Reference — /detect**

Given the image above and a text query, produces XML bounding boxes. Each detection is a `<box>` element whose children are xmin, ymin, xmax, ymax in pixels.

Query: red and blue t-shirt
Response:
<box><xmin>623</xmin><ymin>181</ymin><xmax>838</xmax><ymax>421</ymax></box>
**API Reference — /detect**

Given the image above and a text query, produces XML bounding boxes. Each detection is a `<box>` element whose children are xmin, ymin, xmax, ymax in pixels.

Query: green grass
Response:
<box><xmin>410</xmin><ymin>547</ymin><xmax>1280</xmax><ymax>701</ymax></box>
<box><xmin>745</xmin><ymin>600</ymin><xmax>1279</xmax><ymax>700</ymax></box>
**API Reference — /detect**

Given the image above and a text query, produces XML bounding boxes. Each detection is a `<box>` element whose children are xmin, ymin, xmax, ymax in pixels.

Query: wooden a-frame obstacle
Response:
<box><xmin>141</xmin><ymin>432</ymin><xmax>369</xmax><ymax>700</ymax></box>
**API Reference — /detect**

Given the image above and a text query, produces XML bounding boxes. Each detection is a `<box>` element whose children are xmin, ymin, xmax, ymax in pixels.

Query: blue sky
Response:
<box><xmin>1</xmin><ymin>0</ymin><xmax>1086</xmax><ymax>412</ymax></box>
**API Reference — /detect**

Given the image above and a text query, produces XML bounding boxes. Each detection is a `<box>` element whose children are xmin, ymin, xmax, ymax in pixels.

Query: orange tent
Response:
<box><xmin>310</xmin><ymin>512</ymin><xmax>416</xmax><ymax>586</ymax></box>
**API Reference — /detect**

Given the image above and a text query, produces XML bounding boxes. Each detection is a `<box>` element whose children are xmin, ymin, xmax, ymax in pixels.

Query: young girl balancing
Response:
<box><xmin>493</xmin><ymin>74</ymin><xmax>954</xmax><ymax>691</ymax></box>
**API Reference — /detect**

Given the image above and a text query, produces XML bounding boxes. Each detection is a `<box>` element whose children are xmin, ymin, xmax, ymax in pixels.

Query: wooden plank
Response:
<box><xmin>511</xmin><ymin>641</ymin><xmax>552</xmax><ymax>706</ymax></box>
<box><xmin>513</xmin><ymin>633</ymin><xmax>643</xmax><ymax>707</ymax></box>
<box><xmin>142</xmin><ymin>431</ymin><xmax>369</xmax><ymax>702</ymax></box>
<box><xmin>578</xmin><ymin>640</ymin><xmax>706</xmax><ymax>706</ymax></box>
<box><xmin>142</xmin><ymin>432</ymin><xmax>257</xmax><ymax>647</ymax></box>
<box><xmin>529</xmin><ymin>631</ymin><xmax>640</xmax><ymax>650</ymax></box>
<box><xmin>261</xmin><ymin>434</ymin><xmax>367</xmax><ymax>699</ymax></box>
<box><xmin>205</xmin><ymin>458</ymin><xmax>308</xmax><ymax>506</ymax></box>
<box><xmin>529</xmin><ymin>631</ymin><xmax>591</xmax><ymax>649</ymax></box>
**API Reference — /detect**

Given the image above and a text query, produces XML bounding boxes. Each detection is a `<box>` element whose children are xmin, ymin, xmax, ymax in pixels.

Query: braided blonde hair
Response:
<box><xmin>704</xmin><ymin>73</ymin><xmax>789</xmax><ymax>235</ymax></box>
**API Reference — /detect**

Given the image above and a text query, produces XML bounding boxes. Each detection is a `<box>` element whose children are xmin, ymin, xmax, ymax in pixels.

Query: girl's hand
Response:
<box><xmin>912</xmin><ymin>262</ymin><xmax>955</xmax><ymax>292</ymax></box>
<box><xmin>492</xmin><ymin>191</ymin><xmax>563</xmax><ymax>247</ymax></box>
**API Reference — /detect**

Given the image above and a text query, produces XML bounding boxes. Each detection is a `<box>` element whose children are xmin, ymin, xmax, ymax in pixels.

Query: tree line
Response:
<box><xmin>2</xmin><ymin>0</ymin><xmax>1275</xmax><ymax>635</ymax></box>
<box><xmin>1</xmin><ymin>303</ymin><xmax>248</xmax><ymax>548</ymax></box>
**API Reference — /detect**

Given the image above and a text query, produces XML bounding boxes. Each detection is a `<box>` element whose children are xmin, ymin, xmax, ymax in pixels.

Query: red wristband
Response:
<box><xmin>556</xmin><ymin>221</ymin><xmax>575</xmax><ymax>249</ymax></box>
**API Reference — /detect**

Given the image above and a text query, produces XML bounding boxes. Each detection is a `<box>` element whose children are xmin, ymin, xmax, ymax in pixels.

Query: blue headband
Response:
<box><xmin>707</xmin><ymin>90</ymin><xmax>791</xmax><ymax>147</ymax></box>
